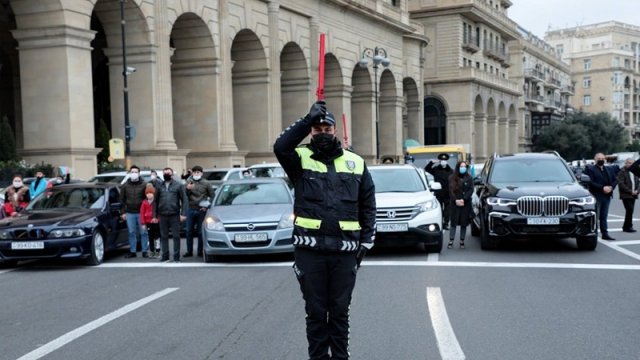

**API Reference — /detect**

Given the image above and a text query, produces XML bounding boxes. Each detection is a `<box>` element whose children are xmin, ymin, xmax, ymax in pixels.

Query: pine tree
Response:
<box><xmin>95</xmin><ymin>118</ymin><xmax>111</xmax><ymax>164</ymax></box>
<box><xmin>0</xmin><ymin>115</ymin><xmax>17</xmax><ymax>161</ymax></box>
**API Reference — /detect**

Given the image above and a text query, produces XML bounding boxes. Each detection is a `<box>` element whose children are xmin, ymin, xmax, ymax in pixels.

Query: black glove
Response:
<box><xmin>355</xmin><ymin>245</ymin><xmax>368</xmax><ymax>269</ymax></box>
<box><xmin>303</xmin><ymin>101</ymin><xmax>326</xmax><ymax>124</ymax></box>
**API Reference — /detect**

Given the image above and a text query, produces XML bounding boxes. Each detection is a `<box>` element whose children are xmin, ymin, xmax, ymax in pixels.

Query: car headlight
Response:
<box><xmin>417</xmin><ymin>200</ymin><xmax>439</xmax><ymax>212</ymax></box>
<box><xmin>569</xmin><ymin>196</ymin><xmax>595</xmax><ymax>206</ymax></box>
<box><xmin>487</xmin><ymin>197</ymin><xmax>517</xmax><ymax>206</ymax></box>
<box><xmin>278</xmin><ymin>213</ymin><xmax>295</xmax><ymax>229</ymax></box>
<box><xmin>205</xmin><ymin>216</ymin><xmax>225</xmax><ymax>231</ymax></box>
<box><xmin>49</xmin><ymin>229</ymin><xmax>86</xmax><ymax>238</ymax></box>
<box><xmin>0</xmin><ymin>231</ymin><xmax>10</xmax><ymax>239</ymax></box>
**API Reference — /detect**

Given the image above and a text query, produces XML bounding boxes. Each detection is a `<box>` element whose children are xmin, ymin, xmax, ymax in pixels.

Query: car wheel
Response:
<box><xmin>424</xmin><ymin>234</ymin><xmax>443</xmax><ymax>253</ymax></box>
<box><xmin>85</xmin><ymin>231</ymin><xmax>105</xmax><ymax>266</ymax></box>
<box><xmin>0</xmin><ymin>259</ymin><xmax>18</xmax><ymax>268</ymax></box>
<box><xmin>576</xmin><ymin>235</ymin><xmax>597</xmax><ymax>251</ymax></box>
<box><xmin>480</xmin><ymin>216</ymin><xmax>499</xmax><ymax>250</ymax></box>
<box><xmin>204</xmin><ymin>253</ymin><xmax>216</xmax><ymax>263</ymax></box>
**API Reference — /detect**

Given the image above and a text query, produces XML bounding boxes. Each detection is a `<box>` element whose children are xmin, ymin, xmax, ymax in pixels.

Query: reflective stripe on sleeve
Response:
<box><xmin>294</xmin><ymin>216</ymin><xmax>322</xmax><ymax>229</ymax></box>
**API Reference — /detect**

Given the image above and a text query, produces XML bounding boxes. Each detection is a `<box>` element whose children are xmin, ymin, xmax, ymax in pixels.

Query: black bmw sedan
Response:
<box><xmin>0</xmin><ymin>183</ymin><xmax>128</xmax><ymax>266</ymax></box>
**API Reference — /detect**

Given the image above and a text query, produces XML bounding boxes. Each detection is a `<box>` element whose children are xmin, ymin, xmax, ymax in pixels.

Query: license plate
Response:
<box><xmin>377</xmin><ymin>223</ymin><xmax>409</xmax><ymax>232</ymax></box>
<box><xmin>526</xmin><ymin>217</ymin><xmax>560</xmax><ymax>225</ymax></box>
<box><xmin>11</xmin><ymin>241</ymin><xmax>44</xmax><ymax>250</ymax></box>
<box><xmin>234</xmin><ymin>233</ymin><xmax>268</xmax><ymax>242</ymax></box>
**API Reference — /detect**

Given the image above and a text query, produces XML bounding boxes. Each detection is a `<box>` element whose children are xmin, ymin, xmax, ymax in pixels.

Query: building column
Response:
<box><xmin>486</xmin><ymin>115</ymin><xmax>498</xmax><ymax>155</ymax></box>
<box><xmin>498</xmin><ymin>116</ymin><xmax>509</xmax><ymax>154</ymax></box>
<box><xmin>447</xmin><ymin>111</ymin><xmax>474</xmax><ymax>148</ymax></box>
<box><xmin>12</xmin><ymin>26</ymin><xmax>99</xmax><ymax>180</ymax></box>
<box><xmin>217</xmin><ymin>0</ymin><xmax>238</xmax><ymax>152</ymax></box>
<box><xmin>509</xmin><ymin>119</ymin><xmax>518</xmax><ymax>154</ymax></box>
<box><xmin>351</xmin><ymin>90</ymin><xmax>376</xmax><ymax>163</ymax></box>
<box><xmin>268</xmin><ymin>0</ymin><xmax>282</xmax><ymax>144</ymax></box>
<box><xmin>380</xmin><ymin>95</ymin><xmax>404</xmax><ymax>160</ymax></box>
<box><xmin>474</xmin><ymin>113</ymin><xmax>487</xmax><ymax>161</ymax></box>
<box><xmin>325</xmin><ymin>84</ymin><xmax>353</xmax><ymax>149</ymax></box>
<box><xmin>406</xmin><ymin>100</ymin><xmax>422</xmax><ymax>143</ymax></box>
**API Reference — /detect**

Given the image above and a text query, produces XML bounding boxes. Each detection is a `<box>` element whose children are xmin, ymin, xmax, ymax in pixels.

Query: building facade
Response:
<box><xmin>509</xmin><ymin>26</ymin><xmax>574</xmax><ymax>150</ymax></box>
<box><xmin>545</xmin><ymin>21</ymin><xmax>640</xmax><ymax>139</ymax></box>
<box><xmin>409</xmin><ymin>0</ymin><xmax>522</xmax><ymax>162</ymax></box>
<box><xmin>0</xmin><ymin>0</ymin><xmax>428</xmax><ymax>179</ymax></box>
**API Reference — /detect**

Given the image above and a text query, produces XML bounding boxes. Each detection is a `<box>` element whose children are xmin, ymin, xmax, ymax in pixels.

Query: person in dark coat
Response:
<box><xmin>616</xmin><ymin>157</ymin><xmax>639</xmax><ymax>233</ymax></box>
<box><xmin>583</xmin><ymin>153</ymin><xmax>618</xmax><ymax>240</ymax></box>
<box><xmin>425</xmin><ymin>153</ymin><xmax>453</xmax><ymax>229</ymax></box>
<box><xmin>447</xmin><ymin>161</ymin><xmax>473</xmax><ymax>249</ymax></box>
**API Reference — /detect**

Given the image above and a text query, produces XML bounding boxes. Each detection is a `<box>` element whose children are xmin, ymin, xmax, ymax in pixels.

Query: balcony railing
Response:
<box><xmin>483</xmin><ymin>42</ymin><xmax>509</xmax><ymax>63</ymax></box>
<box><xmin>547</xmin><ymin>78</ymin><xmax>562</xmax><ymax>88</ymax></box>
<box><xmin>525</xmin><ymin>95</ymin><xmax>544</xmax><ymax>103</ymax></box>
<box><xmin>524</xmin><ymin>68</ymin><xmax>545</xmax><ymax>81</ymax></box>
<box><xmin>462</xmin><ymin>33</ymin><xmax>480</xmax><ymax>53</ymax></box>
<box><xmin>561</xmin><ymin>84</ymin><xmax>575</xmax><ymax>94</ymax></box>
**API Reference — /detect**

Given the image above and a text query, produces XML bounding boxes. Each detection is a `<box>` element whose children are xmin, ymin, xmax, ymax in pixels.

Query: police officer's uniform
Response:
<box><xmin>274</xmin><ymin>104</ymin><xmax>376</xmax><ymax>360</ymax></box>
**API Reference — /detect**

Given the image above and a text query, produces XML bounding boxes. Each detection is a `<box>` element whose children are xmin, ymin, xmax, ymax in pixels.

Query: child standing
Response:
<box><xmin>140</xmin><ymin>184</ymin><xmax>160</xmax><ymax>257</ymax></box>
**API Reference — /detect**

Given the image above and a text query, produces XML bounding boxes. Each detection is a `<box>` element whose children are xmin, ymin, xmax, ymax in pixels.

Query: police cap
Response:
<box><xmin>437</xmin><ymin>153</ymin><xmax>449</xmax><ymax>161</ymax></box>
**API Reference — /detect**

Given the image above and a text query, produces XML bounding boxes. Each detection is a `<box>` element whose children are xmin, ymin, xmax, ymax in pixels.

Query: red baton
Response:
<box><xmin>316</xmin><ymin>33</ymin><xmax>326</xmax><ymax>101</ymax></box>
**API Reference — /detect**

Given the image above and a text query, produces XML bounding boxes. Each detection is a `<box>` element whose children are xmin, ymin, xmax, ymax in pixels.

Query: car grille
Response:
<box><xmin>223</xmin><ymin>222</ymin><xmax>278</xmax><ymax>232</ymax></box>
<box><xmin>516</xmin><ymin>196</ymin><xmax>569</xmax><ymax>217</ymax></box>
<box><xmin>12</xmin><ymin>229</ymin><xmax>46</xmax><ymax>240</ymax></box>
<box><xmin>376</xmin><ymin>206</ymin><xmax>419</xmax><ymax>222</ymax></box>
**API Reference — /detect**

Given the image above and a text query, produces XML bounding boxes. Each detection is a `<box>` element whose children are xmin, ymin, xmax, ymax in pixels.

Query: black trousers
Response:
<box><xmin>159</xmin><ymin>214</ymin><xmax>182</xmax><ymax>261</ymax></box>
<box><xmin>436</xmin><ymin>195</ymin><xmax>450</xmax><ymax>226</ymax></box>
<box><xmin>622</xmin><ymin>198</ymin><xmax>636</xmax><ymax>230</ymax></box>
<box><xmin>293</xmin><ymin>247</ymin><xmax>358</xmax><ymax>360</ymax></box>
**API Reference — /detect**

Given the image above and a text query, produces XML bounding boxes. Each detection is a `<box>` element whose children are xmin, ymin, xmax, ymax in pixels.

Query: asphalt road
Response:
<box><xmin>1</xmin><ymin>200</ymin><xmax>640</xmax><ymax>360</ymax></box>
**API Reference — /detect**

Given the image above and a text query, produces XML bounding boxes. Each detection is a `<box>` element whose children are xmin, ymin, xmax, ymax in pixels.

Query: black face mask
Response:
<box><xmin>311</xmin><ymin>133</ymin><xmax>336</xmax><ymax>153</ymax></box>
<box><xmin>163</xmin><ymin>173</ymin><xmax>173</xmax><ymax>182</ymax></box>
<box><xmin>596</xmin><ymin>160</ymin><xmax>605</xmax><ymax>166</ymax></box>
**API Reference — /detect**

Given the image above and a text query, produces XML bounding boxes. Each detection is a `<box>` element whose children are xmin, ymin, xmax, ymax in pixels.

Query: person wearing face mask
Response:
<box><xmin>119</xmin><ymin>165</ymin><xmax>150</xmax><ymax>258</ymax></box>
<box><xmin>3</xmin><ymin>174</ymin><xmax>30</xmax><ymax>217</ymax></box>
<box><xmin>153</xmin><ymin>167</ymin><xmax>188</xmax><ymax>262</ymax></box>
<box><xmin>447</xmin><ymin>161</ymin><xmax>474</xmax><ymax>249</ymax></box>
<box><xmin>425</xmin><ymin>153</ymin><xmax>453</xmax><ymax>230</ymax></box>
<box><xmin>29</xmin><ymin>171</ymin><xmax>48</xmax><ymax>199</ymax></box>
<box><xmin>583</xmin><ymin>152</ymin><xmax>618</xmax><ymax>240</ymax></box>
<box><xmin>183</xmin><ymin>165</ymin><xmax>214</xmax><ymax>257</ymax></box>
<box><xmin>274</xmin><ymin>100</ymin><xmax>376</xmax><ymax>360</ymax></box>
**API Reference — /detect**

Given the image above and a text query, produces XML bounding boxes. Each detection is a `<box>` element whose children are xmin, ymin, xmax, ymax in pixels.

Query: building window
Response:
<box><xmin>583</xmin><ymin>77</ymin><xmax>591</xmax><ymax>88</ymax></box>
<box><xmin>583</xmin><ymin>95</ymin><xmax>591</xmax><ymax>106</ymax></box>
<box><xmin>584</xmin><ymin>59</ymin><xmax>592</xmax><ymax>70</ymax></box>
<box><xmin>613</xmin><ymin>57</ymin><xmax>620</xmax><ymax>67</ymax></box>
<box><xmin>476</xmin><ymin>61</ymin><xmax>480</xmax><ymax>68</ymax></box>
<box><xmin>613</xmin><ymin>72</ymin><xmax>622</xmax><ymax>85</ymax></box>
<box><xmin>613</xmin><ymin>91</ymin><xmax>622</xmax><ymax>104</ymax></box>
<box><xmin>556</xmin><ymin>44</ymin><xmax>564</xmax><ymax>55</ymax></box>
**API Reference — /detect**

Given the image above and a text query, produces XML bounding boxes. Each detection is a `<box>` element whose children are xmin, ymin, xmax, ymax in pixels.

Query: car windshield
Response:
<box><xmin>215</xmin><ymin>182</ymin><xmax>291</xmax><ymax>205</ymax></box>
<box><xmin>369</xmin><ymin>168</ymin><xmax>426</xmax><ymax>193</ymax></box>
<box><xmin>490</xmin><ymin>159</ymin><xmax>574</xmax><ymax>183</ymax></box>
<box><xmin>27</xmin><ymin>187</ymin><xmax>106</xmax><ymax>210</ymax></box>
<box><xmin>204</xmin><ymin>170</ymin><xmax>228</xmax><ymax>181</ymax></box>
<box><xmin>252</xmin><ymin>167</ymin><xmax>286</xmax><ymax>178</ymax></box>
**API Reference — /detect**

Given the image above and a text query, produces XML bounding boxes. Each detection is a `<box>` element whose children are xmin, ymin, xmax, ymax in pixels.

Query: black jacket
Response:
<box><xmin>119</xmin><ymin>179</ymin><xmax>147</xmax><ymax>213</ymax></box>
<box><xmin>425</xmin><ymin>162</ymin><xmax>453</xmax><ymax>199</ymax></box>
<box><xmin>154</xmin><ymin>180</ymin><xmax>188</xmax><ymax>217</ymax></box>
<box><xmin>273</xmin><ymin>117</ymin><xmax>376</xmax><ymax>253</ymax></box>
<box><xmin>584</xmin><ymin>164</ymin><xmax>618</xmax><ymax>197</ymax></box>
<box><xmin>617</xmin><ymin>167</ymin><xmax>640</xmax><ymax>199</ymax></box>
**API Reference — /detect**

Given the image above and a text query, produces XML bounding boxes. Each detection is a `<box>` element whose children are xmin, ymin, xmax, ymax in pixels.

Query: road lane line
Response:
<box><xmin>426</xmin><ymin>287</ymin><xmax>466</xmax><ymax>360</ymax></box>
<box><xmin>598</xmin><ymin>239</ymin><xmax>640</xmax><ymax>262</ymax></box>
<box><xmin>427</xmin><ymin>253</ymin><xmax>439</xmax><ymax>262</ymax></box>
<box><xmin>16</xmin><ymin>287</ymin><xmax>179</xmax><ymax>360</ymax></box>
<box><xmin>94</xmin><ymin>261</ymin><xmax>640</xmax><ymax>270</ymax></box>
<box><xmin>609</xmin><ymin>240</ymin><xmax>640</xmax><ymax>246</ymax></box>
<box><xmin>0</xmin><ymin>269</ymin><xmax>15</xmax><ymax>275</ymax></box>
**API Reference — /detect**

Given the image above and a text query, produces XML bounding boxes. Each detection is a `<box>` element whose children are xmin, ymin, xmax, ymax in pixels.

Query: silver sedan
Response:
<box><xmin>202</xmin><ymin>177</ymin><xmax>294</xmax><ymax>262</ymax></box>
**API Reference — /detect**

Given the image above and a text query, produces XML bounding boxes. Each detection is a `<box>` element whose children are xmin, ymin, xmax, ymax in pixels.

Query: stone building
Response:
<box><xmin>545</xmin><ymin>21</ymin><xmax>640</xmax><ymax>139</ymax></box>
<box><xmin>509</xmin><ymin>26</ymin><xmax>574</xmax><ymax>151</ymax></box>
<box><xmin>0</xmin><ymin>0</ymin><xmax>428</xmax><ymax>179</ymax></box>
<box><xmin>408</xmin><ymin>0</ymin><xmax>522</xmax><ymax>162</ymax></box>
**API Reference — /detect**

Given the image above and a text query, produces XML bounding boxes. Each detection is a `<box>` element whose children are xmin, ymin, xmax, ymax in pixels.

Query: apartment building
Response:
<box><xmin>545</xmin><ymin>21</ymin><xmax>640</xmax><ymax>139</ymax></box>
<box><xmin>409</xmin><ymin>0</ymin><xmax>522</xmax><ymax>161</ymax></box>
<box><xmin>509</xmin><ymin>26</ymin><xmax>574</xmax><ymax>151</ymax></box>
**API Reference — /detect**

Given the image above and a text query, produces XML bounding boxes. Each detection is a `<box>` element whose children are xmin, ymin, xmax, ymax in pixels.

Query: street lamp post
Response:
<box><xmin>359</xmin><ymin>47</ymin><xmax>390</xmax><ymax>162</ymax></box>
<box><xmin>120</xmin><ymin>0</ymin><xmax>132</xmax><ymax>169</ymax></box>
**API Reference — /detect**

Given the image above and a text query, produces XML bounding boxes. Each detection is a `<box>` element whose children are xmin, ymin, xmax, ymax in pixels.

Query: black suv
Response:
<box><xmin>471</xmin><ymin>152</ymin><xmax>597</xmax><ymax>250</ymax></box>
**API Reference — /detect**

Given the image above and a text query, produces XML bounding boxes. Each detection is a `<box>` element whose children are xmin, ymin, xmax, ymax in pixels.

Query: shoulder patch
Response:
<box><xmin>346</xmin><ymin>160</ymin><xmax>356</xmax><ymax>171</ymax></box>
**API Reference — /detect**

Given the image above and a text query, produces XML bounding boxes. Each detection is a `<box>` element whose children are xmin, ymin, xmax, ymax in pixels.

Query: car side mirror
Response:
<box><xmin>430</xmin><ymin>182</ymin><xmax>442</xmax><ymax>191</ymax></box>
<box><xmin>473</xmin><ymin>175</ymin><xmax>484</xmax><ymax>185</ymax></box>
<box><xmin>198</xmin><ymin>200</ymin><xmax>211</xmax><ymax>209</ymax></box>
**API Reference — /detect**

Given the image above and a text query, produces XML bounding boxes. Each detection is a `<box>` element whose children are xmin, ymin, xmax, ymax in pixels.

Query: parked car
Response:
<box><xmin>0</xmin><ymin>183</ymin><xmax>129</xmax><ymax>266</ymax></box>
<box><xmin>202</xmin><ymin>177</ymin><xmax>294</xmax><ymax>261</ymax></box>
<box><xmin>203</xmin><ymin>167</ymin><xmax>247</xmax><ymax>194</ymax></box>
<box><xmin>471</xmin><ymin>152</ymin><xmax>597</xmax><ymax>250</ymax></box>
<box><xmin>88</xmin><ymin>170</ymin><xmax>163</xmax><ymax>185</ymax></box>
<box><xmin>247</xmin><ymin>163</ymin><xmax>287</xmax><ymax>178</ymax></box>
<box><xmin>369</xmin><ymin>164</ymin><xmax>443</xmax><ymax>253</ymax></box>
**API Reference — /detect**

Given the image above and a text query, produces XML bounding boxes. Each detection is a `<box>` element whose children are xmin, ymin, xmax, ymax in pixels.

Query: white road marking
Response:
<box><xmin>608</xmin><ymin>240</ymin><xmax>640</xmax><ymax>246</ymax></box>
<box><xmin>16</xmin><ymin>287</ymin><xmax>179</xmax><ymax>360</ymax></box>
<box><xmin>0</xmin><ymin>269</ymin><xmax>14</xmax><ymax>274</ymax></box>
<box><xmin>427</xmin><ymin>253</ymin><xmax>439</xmax><ymax>262</ymax></box>
<box><xmin>94</xmin><ymin>261</ymin><xmax>640</xmax><ymax>270</ymax></box>
<box><xmin>598</xmin><ymin>239</ymin><xmax>640</xmax><ymax>262</ymax></box>
<box><xmin>426</xmin><ymin>287</ymin><xmax>466</xmax><ymax>360</ymax></box>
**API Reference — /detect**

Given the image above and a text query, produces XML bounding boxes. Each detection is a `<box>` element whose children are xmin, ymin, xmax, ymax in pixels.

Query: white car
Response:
<box><xmin>247</xmin><ymin>163</ymin><xmax>287</xmax><ymax>178</ymax></box>
<box><xmin>88</xmin><ymin>170</ymin><xmax>163</xmax><ymax>185</ymax></box>
<box><xmin>369</xmin><ymin>164</ymin><xmax>443</xmax><ymax>253</ymax></box>
<box><xmin>203</xmin><ymin>167</ymin><xmax>247</xmax><ymax>194</ymax></box>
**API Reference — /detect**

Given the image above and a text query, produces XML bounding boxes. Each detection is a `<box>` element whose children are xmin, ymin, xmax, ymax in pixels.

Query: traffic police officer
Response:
<box><xmin>274</xmin><ymin>101</ymin><xmax>376</xmax><ymax>360</ymax></box>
